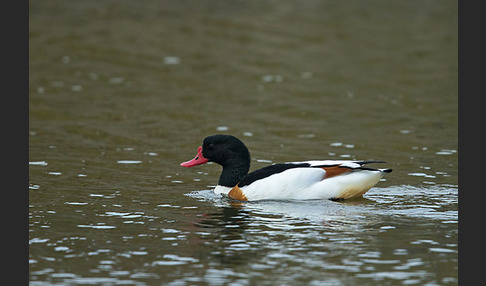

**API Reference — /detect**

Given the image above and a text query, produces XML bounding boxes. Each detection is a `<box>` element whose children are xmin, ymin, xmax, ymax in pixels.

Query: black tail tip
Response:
<box><xmin>381</xmin><ymin>168</ymin><xmax>393</xmax><ymax>173</ymax></box>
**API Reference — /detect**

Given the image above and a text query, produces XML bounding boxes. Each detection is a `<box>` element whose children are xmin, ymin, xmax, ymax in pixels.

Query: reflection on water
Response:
<box><xmin>184</xmin><ymin>185</ymin><xmax>457</xmax><ymax>285</ymax></box>
<box><xmin>30</xmin><ymin>184</ymin><xmax>458</xmax><ymax>285</ymax></box>
<box><xmin>30</xmin><ymin>0</ymin><xmax>457</xmax><ymax>285</ymax></box>
<box><xmin>29</xmin><ymin>183</ymin><xmax>457</xmax><ymax>285</ymax></box>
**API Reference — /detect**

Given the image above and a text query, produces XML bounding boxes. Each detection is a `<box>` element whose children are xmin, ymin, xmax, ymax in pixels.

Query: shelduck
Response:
<box><xmin>180</xmin><ymin>134</ymin><xmax>392</xmax><ymax>201</ymax></box>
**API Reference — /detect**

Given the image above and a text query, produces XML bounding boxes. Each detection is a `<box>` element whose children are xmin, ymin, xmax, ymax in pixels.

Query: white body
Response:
<box><xmin>214</xmin><ymin>160</ymin><xmax>388</xmax><ymax>201</ymax></box>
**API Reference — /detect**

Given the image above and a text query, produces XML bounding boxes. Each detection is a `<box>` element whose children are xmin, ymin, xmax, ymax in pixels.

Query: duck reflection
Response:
<box><xmin>192</xmin><ymin>204</ymin><xmax>258</xmax><ymax>266</ymax></box>
<box><xmin>190</xmin><ymin>196</ymin><xmax>380</xmax><ymax>267</ymax></box>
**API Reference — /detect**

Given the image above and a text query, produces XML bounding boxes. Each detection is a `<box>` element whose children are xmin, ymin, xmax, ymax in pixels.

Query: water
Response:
<box><xmin>29</xmin><ymin>1</ymin><xmax>457</xmax><ymax>285</ymax></box>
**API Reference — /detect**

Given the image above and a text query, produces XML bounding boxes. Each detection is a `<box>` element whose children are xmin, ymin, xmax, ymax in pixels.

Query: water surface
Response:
<box><xmin>30</xmin><ymin>1</ymin><xmax>457</xmax><ymax>285</ymax></box>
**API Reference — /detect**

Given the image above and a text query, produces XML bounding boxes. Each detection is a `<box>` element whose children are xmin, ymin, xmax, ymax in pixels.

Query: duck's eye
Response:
<box><xmin>207</xmin><ymin>143</ymin><xmax>214</xmax><ymax>150</ymax></box>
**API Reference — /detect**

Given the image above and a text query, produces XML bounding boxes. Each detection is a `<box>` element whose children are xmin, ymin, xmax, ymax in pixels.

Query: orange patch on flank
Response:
<box><xmin>228</xmin><ymin>185</ymin><xmax>248</xmax><ymax>201</ymax></box>
<box><xmin>322</xmin><ymin>166</ymin><xmax>352</xmax><ymax>179</ymax></box>
<box><xmin>335</xmin><ymin>186</ymin><xmax>372</xmax><ymax>200</ymax></box>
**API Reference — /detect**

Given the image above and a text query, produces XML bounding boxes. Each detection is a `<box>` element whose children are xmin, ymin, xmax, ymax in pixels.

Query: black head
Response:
<box><xmin>201</xmin><ymin>134</ymin><xmax>251</xmax><ymax>167</ymax></box>
<box><xmin>180</xmin><ymin>134</ymin><xmax>252</xmax><ymax>187</ymax></box>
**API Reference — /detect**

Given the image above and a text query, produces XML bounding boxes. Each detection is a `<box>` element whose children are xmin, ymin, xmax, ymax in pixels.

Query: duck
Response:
<box><xmin>180</xmin><ymin>134</ymin><xmax>392</xmax><ymax>201</ymax></box>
